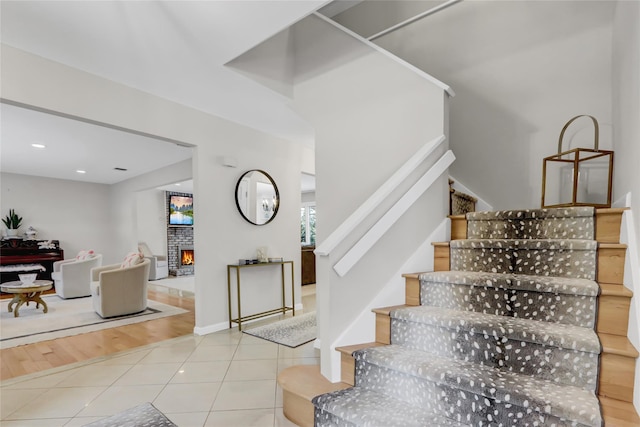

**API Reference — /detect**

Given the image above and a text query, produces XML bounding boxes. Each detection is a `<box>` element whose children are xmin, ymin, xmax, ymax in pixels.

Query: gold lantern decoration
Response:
<box><xmin>541</xmin><ymin>115</ymin><xmax>613</xmax><ymax>208</ymax></box>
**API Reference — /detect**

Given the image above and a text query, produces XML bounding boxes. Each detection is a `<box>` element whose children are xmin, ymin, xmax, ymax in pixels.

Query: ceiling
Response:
<box><xmin>0</xmin><ymin>0</ymin><xmax>331</xmax><ymax>186</ymax></box>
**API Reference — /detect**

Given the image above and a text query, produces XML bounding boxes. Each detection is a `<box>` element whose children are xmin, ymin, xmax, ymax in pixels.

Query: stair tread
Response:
<box><xmin>432</xmin><ymin>241</ymin><xmax>450</xmax><ymax>247</ymax></box>
<box><xmin>392</xmin><ymin>305</ymin><xmax>600</xmax><ymax>353</ymax></box>
<box><xmin>372</xmin><ymin>304</ymin><xmax>409</xmax><ymax>315</ymax></box>
<box><xmin>600</xmin><ymin>283</ymin><xmax>634</xmax><ymax>297</ymax></box>
<box><xmin>599</xmin><ymin>242</ymin><xmax>628</xmax><ymax>249</ymax></box>
<box><xmin>599</xmin><ymin>333</ymin><xmax>640</xmax><ymax>357</ymax></box>
<box><xmin>419</xmin><ymin>270</ymin><xmax>599</xmax><ymax>296</ymax></box>
<box><xmin>596</xmin><ymin>208</ymin><xmax>629</xmax><ymax>214</ymax></box>
<box><xmin>313</xmin><ymin>387</ymin><xmax>465</xmax><ymax>427</ymax></box>
<box><xmin>355</xmin><ymin>344</ymin><xmax>602</xmax><ymax>426</ymax></box>
<box><xmin>277</xmin><ymin>365</ymin><xmax>349</xmax><ymax>400</ymax></box>
<box><xmin>336</xmin><ymin>342</ymin><xmax>385</xmax><ymax>355</ymax></box>
<box><xmin>600</xmin><ymin>396</ymin><xmax>640</xmax><ymax>425</ymax></box>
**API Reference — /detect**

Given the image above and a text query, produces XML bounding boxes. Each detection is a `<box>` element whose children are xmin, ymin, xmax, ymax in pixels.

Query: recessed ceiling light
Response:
<box><xmin>31</xmin><ymin>143</ymin><xmax>46</xmax><ymax>149</ymax></box>
<box><xmin>76</xmin><ymin>170</ymin><xmax>86</xmax><ymax>174</ymax></box>
<box><xmin>175</xmin><ymin>183</ymin><xmax>181</xmax><ymax>186</ymax></box>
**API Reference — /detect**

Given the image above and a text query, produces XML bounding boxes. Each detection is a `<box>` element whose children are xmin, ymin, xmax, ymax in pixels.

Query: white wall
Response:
<box><xmin>2</xmin><ymin>45</ymin><xmax>304</xmax><ymax>333</ymax></box>
<box><xmin>136</xmin><ymin>189</ymin><xmax>169</xmax><ymax>258</ymax></box>
<box><xmin>0</xmin><ymin>173</ymin><xmax>114</xmax><ymax>259</ymax></box>
<box><xmin>291</xmin><ymin>15</ymin><xmax>449</xmax><ymax>381</ymax></box>
<box><xmin>193</xmin><ymin>131</ymin><xmax>303</xmax><ymax>332</ymax></box>
<box><xmin>612</xmin><ymin>0</ymin><xmax>640</xmax><ymax>411</ymax></box>
<box><xmin>301</xmin><ymin>191</ymin><xmax>315</xmax><ymax>204</ymax></box>
<box><xmin>334</xmin><ymin>1</ymin><xmax>615</xmax><ymax>209</ymax></box>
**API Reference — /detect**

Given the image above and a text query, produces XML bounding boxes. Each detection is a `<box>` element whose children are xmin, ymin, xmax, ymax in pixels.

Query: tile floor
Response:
<box><xmin>0</xmin><ymin>285</ymin><xmax>318</xmax><ymax>427</ymax></box>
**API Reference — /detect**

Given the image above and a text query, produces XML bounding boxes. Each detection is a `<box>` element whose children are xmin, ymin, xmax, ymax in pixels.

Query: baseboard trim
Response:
<box><xmin>193</xmin><ymin>321</ymin><xmax>228</xmax><ymax>336</ymax></box>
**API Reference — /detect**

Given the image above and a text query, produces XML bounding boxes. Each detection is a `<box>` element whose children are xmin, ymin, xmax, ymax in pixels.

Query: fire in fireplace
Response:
<box><xmin>179</xmin><ymin>247</ymin><xmax>194</xmax><ymax>266</ymax></box>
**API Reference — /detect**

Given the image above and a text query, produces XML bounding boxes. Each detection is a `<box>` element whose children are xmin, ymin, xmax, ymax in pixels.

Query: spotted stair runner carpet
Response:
<box><xmin>313</xmin><ymin>207</ymin><xmax>603</xmax><ymax>426</ymax></box>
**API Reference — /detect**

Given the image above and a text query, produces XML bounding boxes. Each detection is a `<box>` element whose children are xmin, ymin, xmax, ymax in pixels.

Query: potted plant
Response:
<box><xmin>3</xmin><ymin>209</ymin><xmax>23</xmax><ymax>237</ymax></box>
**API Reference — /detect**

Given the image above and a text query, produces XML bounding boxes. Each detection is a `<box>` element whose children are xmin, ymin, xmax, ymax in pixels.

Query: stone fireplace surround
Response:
<box><xmin>166</xmin><ymin>191</ymin><xmax>194</xmax><ymax>276</ymax></box>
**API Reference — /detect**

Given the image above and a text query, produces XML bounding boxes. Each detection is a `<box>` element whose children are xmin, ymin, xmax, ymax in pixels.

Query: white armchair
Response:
<box><xmin>90</xmin><ymin>258</ymin><xmax>150</xmax><ymax>318</ymax></box>
<box><xmin>52</xmin><ymin>254</ymin><xmax>103</xmax><ymax>299</ymax></box>
<box><xmin>138</xmin><ymin>242</ymin><xmax>169</xmax><ymax>280</ymax></box>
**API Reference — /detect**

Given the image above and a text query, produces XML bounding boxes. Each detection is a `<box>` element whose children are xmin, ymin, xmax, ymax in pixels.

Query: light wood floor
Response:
<box><xmin>0</xmin><ymin>288</ymin><xmax>195</xmax><ymax>381</ymax></box>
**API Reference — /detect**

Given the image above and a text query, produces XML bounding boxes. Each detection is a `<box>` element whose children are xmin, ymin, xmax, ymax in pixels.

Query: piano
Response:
<box><xmin>0</xmin><ymin>239</ymin><xmax>64</xmax><ymax>284</ymax></box>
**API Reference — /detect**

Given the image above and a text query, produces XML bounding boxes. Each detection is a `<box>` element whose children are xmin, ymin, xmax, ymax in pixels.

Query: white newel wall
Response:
<box><xmin>291</xmin><ymin>15</ymin><xmax>452</xmax><ymax>381</ymax></box>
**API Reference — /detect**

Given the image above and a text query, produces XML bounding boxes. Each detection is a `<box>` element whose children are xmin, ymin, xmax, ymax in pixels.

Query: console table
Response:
<box><xmin>227</xmin><ymin>260</ymin><xmax>295</xmax><ymax>331</ymax></box>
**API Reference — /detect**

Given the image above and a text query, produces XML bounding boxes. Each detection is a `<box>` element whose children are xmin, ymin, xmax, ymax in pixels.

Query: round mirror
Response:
<box><xmin>235</xmin><ymin>170</ymin><xmax>280</xmax><ymax>225</ymax></box>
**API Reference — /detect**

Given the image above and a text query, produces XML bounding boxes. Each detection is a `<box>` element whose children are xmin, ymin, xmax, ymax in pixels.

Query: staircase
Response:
<box><xmin>278</xmin><ymin>207</ymin><xmax>639</xmax><ymax>426</ymax></box>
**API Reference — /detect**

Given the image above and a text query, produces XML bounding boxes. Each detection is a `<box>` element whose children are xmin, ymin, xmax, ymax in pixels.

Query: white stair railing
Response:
<box><xmin>315</xmin><ymin>134</ymin><xmax>446</xmax><ymax>258</ymax></box>
<box><xmin>333</xmin><ymin>150</ymin><xmax>455</xmax><ymax>277</ymax></box>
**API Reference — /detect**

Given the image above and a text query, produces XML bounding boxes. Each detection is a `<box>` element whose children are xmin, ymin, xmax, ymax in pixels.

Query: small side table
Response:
<box><xmin>227</xmin><ymin>261</ymin><xmax>295</xmax><ymax>331</ymax></box>
<box><xmin>1</xmin><ymin>280</ymin><xmax>53</xmax><ymax>317</ymax></box>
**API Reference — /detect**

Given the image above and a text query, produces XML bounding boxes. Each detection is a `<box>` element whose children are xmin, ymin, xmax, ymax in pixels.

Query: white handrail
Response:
<box><xmin>368</xmin><ymin>0</ymin><xmax>464</xmax><ymax>42</ymax></box>
<box><xmin>333</xmin><ymin>150</ymin><xmax>456</xmax><ymax>277</ymax></box>
<box><xmin>314</xmin><ymin>135</ymin><xmax>446</xmax><ymax>257</ymax></box>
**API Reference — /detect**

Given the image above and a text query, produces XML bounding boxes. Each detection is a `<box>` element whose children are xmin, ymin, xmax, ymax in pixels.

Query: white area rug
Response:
<box><xmin>0</xmin><ymin>295</ymin><xmax>187</xmax><ymax>349</ymax></box>
<box><xmin>243</xmin><ymin>311</ymin><xmax>316</xmax><ymax>348</ymax></box>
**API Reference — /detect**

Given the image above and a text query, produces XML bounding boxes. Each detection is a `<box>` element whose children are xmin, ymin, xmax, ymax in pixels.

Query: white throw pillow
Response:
<box><xmin>121</xmin><ymin>252</ymin><xmax>144</xmax><ymax>268</ymax></box>
<box><xmin>76</xmin><ymin>249</ymin><xmax>96</xmax><ymax>261</ymax></box>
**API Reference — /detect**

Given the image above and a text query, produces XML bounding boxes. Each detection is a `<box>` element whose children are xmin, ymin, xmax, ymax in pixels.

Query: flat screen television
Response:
<box><xmin>169</xmin><ymin>195</ymin><xmax>194</xmax><ymax>226</ymax></box>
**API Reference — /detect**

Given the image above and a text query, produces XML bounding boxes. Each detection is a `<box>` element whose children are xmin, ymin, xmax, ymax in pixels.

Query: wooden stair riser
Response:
<box><xmin>375</xmin><ymin>312</ymin><xmax>391</xmax><ymax>345</ymax></box>
<box><xmin>595</xmin><ymin>208</ymin><xmax>626</xmax><ymax>244</ymax></box>
<box><xmin>404</xmin><ymin>275</ymin><xmax>420</xmax><ymax>306</ymax></box>
<box><xmin>340</xmin><ymin>353</ymin><xmax>356</xmax><ymax>386</ymax></box>
<box><xmin>433</xmin><ymin>243</ymin><xmax>450</xmax><ymax>271</ymax></box>
<box><xmin>449</xmin><ymin>215</ymin><xmax>467</xmax><ymax>240</ymax></box>
<box><xmin>597</xmin><ymin>293</ymin><xmax>632</xmax><ymax>336</ymax></box>
<box><xmin>598</xmin><ymin>245</ymin><xmax>626</xmax><ymax>284</ymax></box>
<box><xmin>599</xmin><ymin>352</ymin><xmax>637</xmax><ymax>402</ymax></box>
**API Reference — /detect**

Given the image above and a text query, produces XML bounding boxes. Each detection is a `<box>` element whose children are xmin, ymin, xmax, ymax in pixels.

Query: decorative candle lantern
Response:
<box><xmin>541</xmin><ymin>115</ymin><xmax>613</xmax><ymax>208</ymax></box>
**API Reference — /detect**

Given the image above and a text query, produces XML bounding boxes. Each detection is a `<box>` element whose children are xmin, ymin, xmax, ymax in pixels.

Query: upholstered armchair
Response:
<box><xmin>90</xmin><ymin>258</ymin><xmax>150</xmax><ymax>318</ymax></box>
<box><xmin>138</xmin><ymin>242</ymin><xmax>169</xmax><ymax>280</ymax></box>
<box><xmin>52</xmin><ymin>253</ymin><xmax>103</xmax><ymax>299</ymax></box>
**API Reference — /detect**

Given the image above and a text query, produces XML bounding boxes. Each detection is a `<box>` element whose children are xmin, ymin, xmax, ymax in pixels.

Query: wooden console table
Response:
<box><xmin>227</xmin><ymin>260</ymin><xmax>295</xmax><ymax>331</ymax></box>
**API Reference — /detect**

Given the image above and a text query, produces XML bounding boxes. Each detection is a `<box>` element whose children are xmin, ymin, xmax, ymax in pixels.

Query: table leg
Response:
<box><xmin>13</xmin><ymin>295</ymin><xmax>27</xmax><ymax>317</ymax></box>
<box><xmin>227</xmin><ymin>266</ymin><xmax>233</xmax><ymax>329</ymax></box>
<box><xmin>32</xmin><ymin>292</ymin><xmax>48</xmax><ymax>313</ymax></box>
<box><xmin>7</xmin><ymin>295</ymin><xmax>19</xmax><ymax>315</ymax></box>
<box><xmin>236</xmin><ymin>269</ymin><xmax>242</xmax><ymax>331</ymax></box>
<box><xmin>290</xmin><ymin>261</ymin><xmax>295</xmax><ymax>316</ymax></box>
<box><xmin>281</xmin><ymin>263</ymin><xmax>286</xmax><ymax>314</ymax></box>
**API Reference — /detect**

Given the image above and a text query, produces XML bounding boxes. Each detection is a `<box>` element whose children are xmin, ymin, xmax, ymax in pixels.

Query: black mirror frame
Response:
<box><xmin>234</xmin><ymin>169</ymin><xmax>280</xmax><ymax>226</ymax></box>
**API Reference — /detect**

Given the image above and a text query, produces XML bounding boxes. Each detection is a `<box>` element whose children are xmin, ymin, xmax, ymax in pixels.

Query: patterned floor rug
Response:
<box><xmin>82</xmin><ymin>402</ymin><xmax>176</xmax><ymax>427</ymax></box>
<box><xmin>1</xmin><ymin>295</ymin><xmax>187</xmax><ymax>349</ymax></box>
<box><xmin>243</xmin><ymin>311</ymin><xmax>316</xmax><ymax>348</ymax></box>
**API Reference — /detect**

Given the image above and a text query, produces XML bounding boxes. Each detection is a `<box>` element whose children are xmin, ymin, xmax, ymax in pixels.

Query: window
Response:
<box><xmin>301</xmin><ymin>203</ymin><xmax>316</xmax><ymax>246</ymax></box>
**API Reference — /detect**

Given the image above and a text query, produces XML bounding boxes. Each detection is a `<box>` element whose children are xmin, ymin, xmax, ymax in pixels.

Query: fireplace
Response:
<box><xmin>179</xmin><ymin>246</ymin><xmax>194</xmax><ymax>267</ymax></box>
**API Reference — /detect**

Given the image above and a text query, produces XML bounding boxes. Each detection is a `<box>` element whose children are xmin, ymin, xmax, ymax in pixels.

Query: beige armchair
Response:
<box><xmin>138</xmin><ymin>242</ymin><xmax>169</xmax><ymax>280</ymax></box>
<box><xmin>90</xmin><ymin>258</ymin><xmax>150</xmax><ymax>318</ymax></box>
<box><xmin>52</xmin><ymin>254</ymin><xmax>103</xmax><ymax>299</ymax></box>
